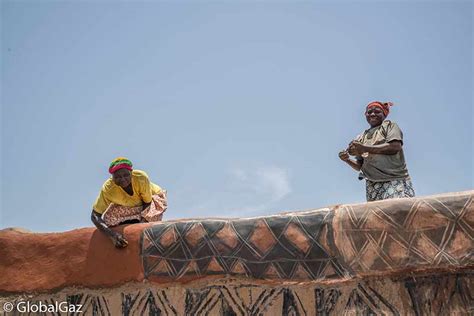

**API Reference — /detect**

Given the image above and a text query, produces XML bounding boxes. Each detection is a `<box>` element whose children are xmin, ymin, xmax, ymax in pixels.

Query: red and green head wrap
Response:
<box><xmin>366</xmin><ymin>101</ymin><xmax>394</xmax><ymax>117</ymax></box>
<box><xmin>109</xmin><ymin>157</ymin><xmax>133</xmax><ymax>174</ymax></box>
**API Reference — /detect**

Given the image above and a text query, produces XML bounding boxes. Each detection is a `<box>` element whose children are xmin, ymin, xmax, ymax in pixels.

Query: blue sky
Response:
<box><xmin>1</xmin><ymin>1</ymin><xmax>472</xmax><ymax>232</ymax></box>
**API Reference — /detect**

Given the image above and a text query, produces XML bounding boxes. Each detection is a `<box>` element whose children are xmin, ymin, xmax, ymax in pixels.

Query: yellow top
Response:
<box><xmin>93</xmin><ymin>169</ymin><xmax>162</xmax><ymax>214</ymax></box>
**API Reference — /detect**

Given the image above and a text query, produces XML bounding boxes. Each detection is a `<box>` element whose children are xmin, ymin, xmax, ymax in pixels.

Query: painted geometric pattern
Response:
<box><xmin>14</xmin><ymin>273</ymin><xmax>472</xmax><ymax>315</ymax></box>
<box><xmin>121</xmin><ymin>290</ymin><xmax>178</xmax><ymax>316</ymax></box>
<box><xmin>67</xmin><ymin>294</ymin><xmax>112</xmax><ymax>316</ymax></box>
<box><xmin>336</xmin><ymin>192</ymin><xmax>474</xmax><ymax>272</ymax></box>
<box><xmin>142</xmin><ymin>192</ymin><xmax>473</xmax><ymax>281</ymax></box>
<box><xmin>141</xmin><ymin>208</ymin><xmax>350</xmax><ymax>281</ymax></box>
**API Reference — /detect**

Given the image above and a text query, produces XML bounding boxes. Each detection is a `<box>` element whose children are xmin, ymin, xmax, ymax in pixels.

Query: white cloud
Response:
<box><xmin>227</xmin><ymin>165</ymin><xmax>292</xmax><ymax>215</ymax></box>
<box><xmin>173</xmin><ymin>164</ymin><xmax>292</xmax><ymax>219</ymax></box>
<box><xmin>229</xmin><ymin>167</ymin><xmax>248</xmax><ymax>182</ymax></box>
<box><xmin>254</xmin><ymin>166</ymin><xmax>291</xmax><ymax>201</ymax></box>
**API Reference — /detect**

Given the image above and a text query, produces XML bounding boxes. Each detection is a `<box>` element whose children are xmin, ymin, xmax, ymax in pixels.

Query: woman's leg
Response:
<box><xmin>402</xmin><ymin>178</ymin><xmax>415</xmax><ymax>198</ymax></box>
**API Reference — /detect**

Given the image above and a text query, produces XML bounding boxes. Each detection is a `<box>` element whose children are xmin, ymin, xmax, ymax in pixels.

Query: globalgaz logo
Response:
<box><xmin>3</xmin><ymin>301</ymin><xmax>83</xmax><ymax>313</ymax></box>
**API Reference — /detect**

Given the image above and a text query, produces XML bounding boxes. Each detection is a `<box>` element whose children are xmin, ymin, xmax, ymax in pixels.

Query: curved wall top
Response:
<box><xmin>1</xmin><ymin>190</ymin><xmax>472</xmax><ymax>294</ymax></box>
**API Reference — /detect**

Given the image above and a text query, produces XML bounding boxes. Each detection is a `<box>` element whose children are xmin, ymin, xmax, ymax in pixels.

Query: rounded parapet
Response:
<box><xmin>1</xmin><ymin>191</ymin><xmax>472</xmax><ymax>294</ymax></box>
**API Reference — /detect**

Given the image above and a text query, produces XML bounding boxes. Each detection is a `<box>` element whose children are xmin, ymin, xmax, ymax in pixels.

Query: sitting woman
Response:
<box><xmin>339</xmin><ymin>101</ymin><xmax>415</xmax><ymax>202</ymax></box>
<box><xmin>91</xmin><ymin>157</ymin><xmax>167</xmax><ymax>248</ymax></box>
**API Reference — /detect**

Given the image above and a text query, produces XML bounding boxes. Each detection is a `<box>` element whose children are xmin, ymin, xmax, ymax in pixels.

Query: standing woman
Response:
<box><xmin>339</xmin><ymin>101</ymin><xmax>415</xmax><ymax>201</ymax></box>
<box><xmin>91</xmin><ymin>157</ymin><xmax>167</xmax><ymax>248</ymax></box>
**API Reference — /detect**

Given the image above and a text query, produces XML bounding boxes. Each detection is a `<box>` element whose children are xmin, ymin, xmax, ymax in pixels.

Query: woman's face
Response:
<box><xmin>365</xmin><ymin>106</ymin><xmax>386</xmax><ymax>127</ymax></box>
<box><xmin>112</xmin><ymin>169</ymin><xmax>132</xmax><ymax>188</ymax></box>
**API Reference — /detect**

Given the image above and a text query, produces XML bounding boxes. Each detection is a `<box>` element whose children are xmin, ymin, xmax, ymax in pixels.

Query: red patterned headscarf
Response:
<box><xmin>366</xmin><ymin>101</ymin><xmax>394</xmax><ymax>117</ymax></box>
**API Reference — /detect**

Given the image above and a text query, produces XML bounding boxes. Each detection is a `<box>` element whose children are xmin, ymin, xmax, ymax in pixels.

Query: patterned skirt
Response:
<box><xmin>366</xmin><ymin>178</ymin><xmax>415</xmax><ymax>202</ymax></box>
<box><xmin>102</xmin><ymin>190</ymin><xmax>168</xmax><ymax>227</ymax></box>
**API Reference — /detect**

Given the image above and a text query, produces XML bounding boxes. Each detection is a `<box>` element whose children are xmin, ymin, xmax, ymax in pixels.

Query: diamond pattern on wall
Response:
<box><xmin>141</xmin><ymin>208</ymin><xmax>346</xmax><ymax>280</ymax></box>
<box><xmin>336</xmin><ymin>193</ymin><xmax>473</xmax><ymax>272</ymax></box>
<box><xmin>248</xmin><ymin>219</ymin><xmax>278</xmax><ymax>257</ymax></box>
<box><xmin>141</xmin><ymin>192</ymin><xmax>473</xmax><ymax>281</ymax></box>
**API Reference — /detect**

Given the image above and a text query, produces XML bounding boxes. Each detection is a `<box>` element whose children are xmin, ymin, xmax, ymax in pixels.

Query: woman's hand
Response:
<box><xmin>110</xmin><ymin>231</ymin><xmax>128</xmax><ymax>248</ymax></box>
<box><xmin>349</xmin><ymin>140</ymin><xmax>402</xmax><ymax>156</ymax></box>
<box><xmin>348</xmin><ymin>141</ymin><xmax>367</xmax><ymax>156</ymax></box>
<box><xmin>339</xmin><ymin>148</ymin><xmax>363</xmax><ymax>172</ymax></box>
<box><xmin>91</xmin><ymin>210</ymin><xmax>129</xmax><ymax>248</ymax></box>
<box><xmin>338</xmin><ymin>150</ymin><xmax>350</xmax><ymax>162</ymax></box>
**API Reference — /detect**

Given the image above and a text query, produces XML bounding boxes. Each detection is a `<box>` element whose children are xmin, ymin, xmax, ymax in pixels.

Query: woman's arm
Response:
<box><xmin>349</xmin><ymin>140</ymin><xmax>402</xmax><ymax>155</ymax></box>
<box><xmin>346</xmin><ymin>158</ymin><xmax>363</xmax><ymax>171</ymax></box>
<box><xmin>91</xmin><ymin>210</ymin><xmax>128</xmax><ymax>248</ymax></box>
<box><xmin>339</xmin><ymin>150</ymin><xmax>363</xmax><ymax>171</ymax></box>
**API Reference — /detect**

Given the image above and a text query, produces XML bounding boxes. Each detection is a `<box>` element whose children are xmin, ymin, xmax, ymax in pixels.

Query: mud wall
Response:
<box><xmin>1</xmin><ymin>191</ymin><xmax>472</xmax><ymax>315</ymax></box>
<box><xmin>1</xmin><ymin>272</ymin><xmax>472</xmax><ymax>315</ymax></box>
